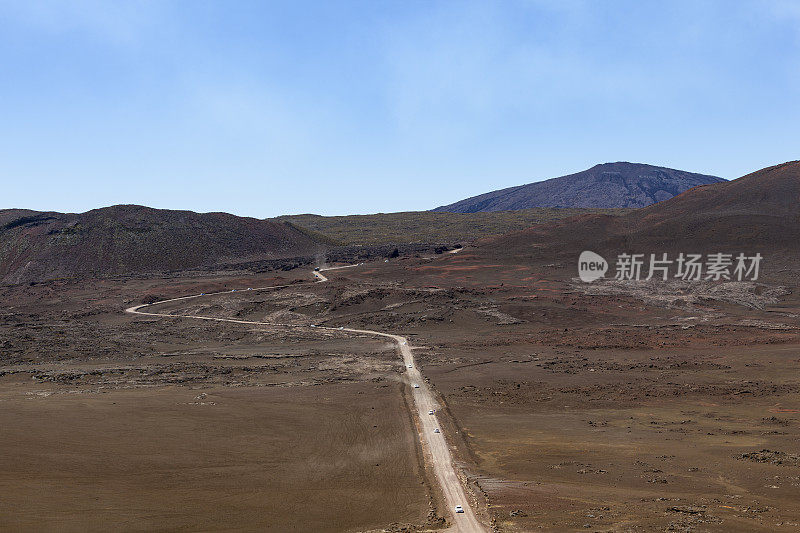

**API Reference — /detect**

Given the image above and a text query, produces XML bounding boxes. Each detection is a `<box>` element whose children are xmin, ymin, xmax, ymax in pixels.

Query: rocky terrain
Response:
<box><xmin>0</xmin><ymin>271</ymin><xmax>436</xmax><ymax>532</ymax></box>
<box><xmin>0</xmin><ymin>205</ymin><xmax>327</xmax><ymax>285</ymax></box>
<box><xmin>433</xmin><ymin>162</ymin><xmax>724</xmax><ymax>212</ymax></box>
<box><xmin>2</xmin><ymin>161</ymin><xmax>799</xmax><ymax>531</ymax></box>
<box><xmin>3</xmin><ymin>236</ymin><xmax>799</xmax><ymax>530</ymax></box>
<box><xmin>473</xmin><ymin>160</ymin><xmax>800</xmax><ymax>283</ymax></box>
<box><xmin>0</xmin><ymin>204</ymin><xmax>626</xmax><ymax>286</ymax></box>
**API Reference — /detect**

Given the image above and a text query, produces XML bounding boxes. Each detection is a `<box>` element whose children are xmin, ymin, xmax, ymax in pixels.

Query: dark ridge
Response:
<box><xmin>0</xmin><ymin>204</ymin><xmax>326</xmax><ymax>284</ymax></box>
<box><xmin>472</xmin><ymin>160</ymin><xmax>800</xmax><ymax>280</ymax></box>
<box><xmin>433</xmin><ymin>162</ymin><xmax>725</xmax><ymax>212</ymax></box>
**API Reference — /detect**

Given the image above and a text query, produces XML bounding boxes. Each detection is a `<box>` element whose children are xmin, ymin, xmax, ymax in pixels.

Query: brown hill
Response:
<box><xmin>474</xmin><ymin>161</ymin><xmax>800</xmax><ymax>277</ymax></box>
<box><xmin>0</xmin><ymin>205</ymin><xmax>325</xmax><ymax>284</ymax></box>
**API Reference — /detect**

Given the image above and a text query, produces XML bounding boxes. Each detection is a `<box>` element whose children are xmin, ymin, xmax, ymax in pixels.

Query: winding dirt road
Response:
<box><xmin>126</xmin><ymin>264</ymin><xmax>485</xmax><ymax>532</ymax></box>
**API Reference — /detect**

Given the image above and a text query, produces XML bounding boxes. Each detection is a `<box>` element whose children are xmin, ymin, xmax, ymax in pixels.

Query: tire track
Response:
<box><xmin>126</xmin><ymin>264</ymin><xmax>485</xmax><ymax>532</ymax></box>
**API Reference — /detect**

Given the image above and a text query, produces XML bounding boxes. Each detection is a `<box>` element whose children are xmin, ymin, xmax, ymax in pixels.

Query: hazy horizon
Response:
<box><xmin>4</xmin><ymin>158</ymin><xmax>735</xmax><ymax>217</ymax></box>
<box><xmin>3</xmin><ymin>1</ymin><xmax>799</xmax><ymax>217</ymax></box>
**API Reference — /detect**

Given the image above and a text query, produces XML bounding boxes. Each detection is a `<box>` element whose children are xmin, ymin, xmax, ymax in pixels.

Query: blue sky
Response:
<box><xmin>2</xmin><ymin>0</ymin><xmax>799</xmax><ymax>217</ymax></box>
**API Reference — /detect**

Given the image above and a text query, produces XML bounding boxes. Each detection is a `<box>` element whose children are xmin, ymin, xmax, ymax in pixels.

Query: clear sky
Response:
<box><xmin>2</xmin><ymin>1</ymin><xmax>799</xmax><ymax>218</ymax></box>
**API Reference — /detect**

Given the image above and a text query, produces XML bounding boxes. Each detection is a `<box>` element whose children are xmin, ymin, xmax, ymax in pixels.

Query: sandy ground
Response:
<box><xmin>428</xmin><ymin>343</ymin><xmax>800</xmax><ymax>531</ymax></box>
<box><xmin>334</xmin><ymin>254</ymin><xmax>800</xmax><ymax>531</ymax></box>
<box><xmin>0</xmin><ymin>272</ymin><xmax>434</xmax><ymax>532</ymax></box>
<box><xmin>0</xmin><ymin>382</ymin><xmax>427</xmax><ymax>532</ymax></box>
<box><xmin>128</xmin><ymin>266</ymin><xmax>484</xmax><ymax>532</ymax></box>
<box><xmin>3</xmin><ymin>251</ymin><xmax>800</xmax><ymax>531</ymax></box>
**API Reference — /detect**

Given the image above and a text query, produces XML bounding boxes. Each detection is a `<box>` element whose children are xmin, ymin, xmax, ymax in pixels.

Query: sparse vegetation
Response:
<box><xmin>278</xmin><ymin>208</ymin><xmax>629</xmax><ymax>245</ymax></box>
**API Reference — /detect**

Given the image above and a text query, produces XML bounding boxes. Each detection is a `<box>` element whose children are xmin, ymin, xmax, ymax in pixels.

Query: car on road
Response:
<box><xmin>433</xmin><ymin>428</ymin><xmax>440</xmax><ymax>433</ymax></box>
<box><xmin>338</xmin><ymin>327</ymin><xmax>344</xmax><ymax>330</ymax></box>
<box><xmin>413</xmin><ymin>384</ymin><xmax>420</xmax><ymax>388</ymax></box>
<box><xmin>407</xmin><ymin>364</ymin><xmax>413</xmax><ymax>368</ymax></box>
<box><xmin>428</xmin><ymin>410</ymin><xmax>435</xmax><ymax>415</ymax></box>
<box><xmin>314</xmin><ymin>267</ymin><xmax>320</xmax><ymax>271</ymax></box>
<box><xmin>454</xmin><ymin>505</ymin><xmax>464</xmax><ymax>513</ymax></box>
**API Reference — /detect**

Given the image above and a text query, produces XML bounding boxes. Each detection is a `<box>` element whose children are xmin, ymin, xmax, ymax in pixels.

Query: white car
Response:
<box><xmin>433</xmin><ymin>428</ymin><xmax>440</xmax><ymax>433</ymax></box>
<box><xmin>454</xmin><ymin>505</ymin><xmax>464</xmax><ymax>513</ymax></box>
<box><xmin>338</xmin><ymin>327</ymin><xmax>344</xmax><ymax>330</ymax></box>
<box><xmin>413</xmin><ymin>384</ymin><xmax>420</xmax><ymax>389</ymax></box>
<box><xmin>310</xmin><ymin>325</ymin><xmax>316</xmax><ymax>328</ymax></box>
<box><xmin>407</xmin><ymin>364</ymin><xmax>413</xmax><ymax>368</ymax></box>
<box><xmin>428</xmin><ymin>410</ymin><xmax>435</xmax><ymax>415</ymax></box>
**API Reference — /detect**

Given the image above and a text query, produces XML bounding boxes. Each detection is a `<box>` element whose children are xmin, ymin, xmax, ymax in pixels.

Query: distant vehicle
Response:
<box><xmin>200</xmin><ymin>293</ymin><xmax>205</xmax><ymax>296</ymax></box>
<box><xmin>247</xmin><ymin>287</ymin><xmax>252</xmax><ymax>291</ymax></box>
<box><xmin>428</xmin><ymin>409</ymin><xmax>435</xmax><ymax>415</ymax></box>
<box><xmin>407</xmin><ymin>364</ymin><xmax>413</xmax><ymax>368</ymax></box>
<box><xmin>454</xmin><ymin>505</ymin><xmax>464</xmax><ymax>513</ymax></box>
<box><xmin>310</xmin><ymin>325</ymin><xmax>316</xmax><ymax>328</ymax></box>
<box><xmin>338</xmin><ymin>327</ymin><xmax>344</xmax><ymax>330</ymax></box>
<box><xmin>433</xmin><ymin>428</ymin><xmax>440</xmax><ymax>433</ymax></box>
<box><xmin>314</xmin><ymin>267</ymin><xmax>320</xmax><ymax>271</ymax></box>
<box><xmin>384</xmin><ymin>259</ymin><xmax>389</xmax><ymax>262</ymax></box>
<box><xmin>413</xmin><ymin>384</ymin><xmax>420</xmax><ymax>389</ymax></box>
<box><xmin>231</xmin><ymin>289</ymin><xmax>236</xmax><ymax>292</ymax></box>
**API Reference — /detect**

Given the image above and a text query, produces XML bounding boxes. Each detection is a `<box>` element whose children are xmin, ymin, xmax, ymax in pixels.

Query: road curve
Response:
<box><xmin>126</xmin><ymin>264</ymin><xmax>485</xmax><ymax>533</ymax></box>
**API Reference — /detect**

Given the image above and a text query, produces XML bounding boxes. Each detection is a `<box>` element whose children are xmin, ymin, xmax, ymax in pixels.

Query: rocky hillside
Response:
<box><xmin>0</xmin><ymin>205</ymin><xmax>325</xmax><ymax>284</ymax></box>
<box><xmin>433</xmin><ymin>162</ymin><xmax>725</xmax><ymax>212</ymax></box>
<box><xmin>472</xmin><ymin>160</ymin><xmax>800</xmax><ymax>279</ymax></box>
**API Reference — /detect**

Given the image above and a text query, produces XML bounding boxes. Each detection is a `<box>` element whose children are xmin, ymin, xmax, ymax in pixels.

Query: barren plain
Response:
<box><xmin>3</xmin><ymin>247</ymin><xmax>800</xmax><ymax>531</ymax></box>
<box><xmin>0</xmin><ymin>272</ymin><xmax>435</xmax><ymax>532</ymax></box>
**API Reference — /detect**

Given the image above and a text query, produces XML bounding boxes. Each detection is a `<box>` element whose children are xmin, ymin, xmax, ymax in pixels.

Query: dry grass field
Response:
<box><xmin>279</xmin><ymin>208</ymin><xmax>628</xmax><ymax>246</ymax></box>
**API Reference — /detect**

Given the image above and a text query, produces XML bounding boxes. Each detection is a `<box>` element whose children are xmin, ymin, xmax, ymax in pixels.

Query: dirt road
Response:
<box><xmin>126</xmin><ymin>264</ymin><xmax>485</xmax><ymax>533</ymax></box>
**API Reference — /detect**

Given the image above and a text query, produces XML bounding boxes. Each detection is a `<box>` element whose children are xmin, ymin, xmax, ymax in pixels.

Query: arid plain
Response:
<box><xmin>3</xmin><ymin>248</ymin><xmax>800</xmax><ymax>531</ymax></box>
<box><xmin>2</xmin><ymin>162</ymin><xmax>800</xmax><ymax>532</ymax></box>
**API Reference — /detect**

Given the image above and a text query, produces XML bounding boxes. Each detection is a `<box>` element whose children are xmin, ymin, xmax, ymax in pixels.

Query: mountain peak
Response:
<box><xmin>474</xmin><ymin>160</ymin><xmax>800</xmax><ymax>276</ymax></box>
<box><xmin>433</xmin><ymin>162</ymin><xmax>725</xmax><ymax>212</ymax></box>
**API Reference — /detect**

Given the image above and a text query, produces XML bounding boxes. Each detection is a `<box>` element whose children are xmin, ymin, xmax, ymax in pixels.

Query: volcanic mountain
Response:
<box><xmin>473</xmin><ymin>160</ymin><xmax>800</xmax><ymax>276</ymax></box>
<box><xmin>433</xmin><ymin>162</ymin><xmax>725</xmax><ymax>212</ymax></box>
<box><xmin>0</xmin><ymin>205</ymin><xmax>325</xmax><ymax>284</ymax></box>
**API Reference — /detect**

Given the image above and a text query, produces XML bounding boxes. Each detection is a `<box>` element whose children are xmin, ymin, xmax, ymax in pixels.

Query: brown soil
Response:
<box><xmin>3</xmin><ymin>231</ymin><xmax>800</xmax><ymax>531</ymax></box>
<box><xmin>336</xmin><ymin>252</ymin><xmax>800</xmax><ymax>531</ymax></box>
<box><xmin>0</xmin><ymin>272</ymin><xmax>434</xmax><ymax>532</ymax></box>
<box><xmin>473</xmin><ymin>160</ymin><xmax>800</xmax><ymax>285</ymax></box>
